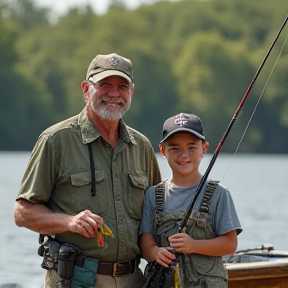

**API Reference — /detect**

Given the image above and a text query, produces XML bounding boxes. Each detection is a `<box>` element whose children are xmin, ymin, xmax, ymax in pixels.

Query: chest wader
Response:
<box><xmin>153</xmin><ymin>180</ymin><xmax>228</xmax><ymax>288</ymax></box>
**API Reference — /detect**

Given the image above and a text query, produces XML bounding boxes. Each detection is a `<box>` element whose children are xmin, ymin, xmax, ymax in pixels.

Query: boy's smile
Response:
<box><xmin>159</xmin><ymin>131</ymin><xmax>208</xmax><ymax>186</ymax></box>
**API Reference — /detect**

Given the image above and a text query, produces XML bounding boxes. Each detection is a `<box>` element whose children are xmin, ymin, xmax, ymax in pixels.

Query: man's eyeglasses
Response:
<box><xmin>88</xmin><ymin>80</ymin><xmax>131</xmax><ymax>95</ymax></box>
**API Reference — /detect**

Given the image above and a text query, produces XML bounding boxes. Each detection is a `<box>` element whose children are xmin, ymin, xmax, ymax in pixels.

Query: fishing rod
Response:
<box><xmin>142</xmin><ymin>15</ymin><xmax>288</xmax><ymax>288</ymax></box>
<box><xmin>178</xmin><ymin>14</ymin><xmax>288</xmax><ymax>233</ymax></box>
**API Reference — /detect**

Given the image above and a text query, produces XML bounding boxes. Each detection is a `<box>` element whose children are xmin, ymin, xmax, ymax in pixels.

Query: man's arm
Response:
<box><xmin>14</xmin><ymin>199</ymin><xmax>103</xmax><ymax>238</ymax></box>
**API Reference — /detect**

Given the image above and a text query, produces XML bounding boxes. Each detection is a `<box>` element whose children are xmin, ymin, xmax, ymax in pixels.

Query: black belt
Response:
<box><xmin>97</xmin><ymin>259</ymin><xmax>137</xmax><ymax>276</ymax></box>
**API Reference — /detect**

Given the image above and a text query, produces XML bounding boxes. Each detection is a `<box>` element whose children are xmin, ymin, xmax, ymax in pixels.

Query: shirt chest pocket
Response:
<box><xmin>70</xmin><ymin>169</ymin><xmax>107</xmax><ymax>215</ymax></box>
<box><xmin>126</xmin><ymin>173</ymin><xmax>148</xmax><ymax>220</ymax></box>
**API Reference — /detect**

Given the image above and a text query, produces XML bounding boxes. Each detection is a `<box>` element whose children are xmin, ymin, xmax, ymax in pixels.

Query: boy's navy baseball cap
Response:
<box><xmin>86</xmin><ymin>53</ymin><xmax>133</xmax><ymax>84</ymax></box>
<box><xmin>160</xmin><ymin>113</ymin><xmax>206</xmax><ymax>143</ymax></box>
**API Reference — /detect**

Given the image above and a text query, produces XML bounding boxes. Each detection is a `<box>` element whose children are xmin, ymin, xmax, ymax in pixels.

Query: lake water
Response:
<box><xmin>1</xmin><ymin>151</ymin><xmax>288</xmax><ymax>287</ymax></box>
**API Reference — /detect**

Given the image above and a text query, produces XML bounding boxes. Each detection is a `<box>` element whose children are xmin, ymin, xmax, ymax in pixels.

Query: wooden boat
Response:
<box><xmin>225</xmin><ymin>244</ymin><xmax>288</xmax><ymax>288</ymax></box>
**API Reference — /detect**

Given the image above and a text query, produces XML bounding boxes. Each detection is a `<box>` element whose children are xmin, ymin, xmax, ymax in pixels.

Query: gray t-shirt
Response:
<box><xmin>140</xmin><ymin>179</ymin><xmax>242</xmax><ymax>237</ymax></box>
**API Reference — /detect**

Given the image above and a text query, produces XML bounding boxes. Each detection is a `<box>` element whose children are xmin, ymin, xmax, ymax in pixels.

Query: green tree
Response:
<box><xmin>173</xmin><ymin>32</ymin><xmax>255</xmax><ymax>151</ymax></box>
<box><xmin>1</xmin><ymin>0</ymin><xmax>288</xmax><ymax>152</ymax></box>
<box><xmin>0</xmin><ymin>0</ymin><xmax>53</xmax><ymax>150</ymax></box>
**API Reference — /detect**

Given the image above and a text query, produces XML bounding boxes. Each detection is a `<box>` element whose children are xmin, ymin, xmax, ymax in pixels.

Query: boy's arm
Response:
<box><xmin>139</xmin><ymin>233</ymin><xmax>176</xmax><ymax>268</ymax></box>
<box><xmin>169</xmin><ymin>230</ymin><xmax>237</xmax><ymax>256</ymax></box>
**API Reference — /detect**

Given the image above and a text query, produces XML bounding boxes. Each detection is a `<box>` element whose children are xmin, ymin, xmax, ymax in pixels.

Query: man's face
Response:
<box><xmin>86</xmin><ymin>75</ymin><xmax>134</xmax><ymax>121</ymax></box>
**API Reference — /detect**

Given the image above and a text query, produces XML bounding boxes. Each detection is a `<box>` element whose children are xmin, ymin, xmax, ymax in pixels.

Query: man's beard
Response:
<box><xmin>90</xmin><ymin>95</ymin><xmax>131</xmax><ymax>121</ymax></box>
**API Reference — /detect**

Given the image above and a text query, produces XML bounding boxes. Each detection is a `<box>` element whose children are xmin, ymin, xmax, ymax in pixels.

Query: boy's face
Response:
<box><xmin>159</xmin><ymin>132</ymin><xmax>208</xmax><ymax>177</ymax></box>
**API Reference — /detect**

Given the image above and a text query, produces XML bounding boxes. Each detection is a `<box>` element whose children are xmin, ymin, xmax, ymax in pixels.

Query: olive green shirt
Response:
<box><xmin>17</xmin><ymin>109</ymin><xmax>161</xmax><ymax>261</ymax></box>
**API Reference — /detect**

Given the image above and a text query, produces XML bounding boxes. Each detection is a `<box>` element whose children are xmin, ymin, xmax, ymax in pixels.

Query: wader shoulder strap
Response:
<box><xmin>199</xmin><ymin>180</ymin><xmax>219</xmax><ymax>213</ymax></box>
<box><xmin>155</xmin><ymin>181</ymin><xmax>165</xmax><ymax>229</ymax></box>
<box><xmin>154</xmin><ymin>180</ymin><xmax>219</xmax><ymax>230</ymax></box>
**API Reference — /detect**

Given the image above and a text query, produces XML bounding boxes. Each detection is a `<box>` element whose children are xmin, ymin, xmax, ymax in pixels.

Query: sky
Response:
<box><xmin>32</xmin><ymin>0</ymin><xmax>157</xmax><ymax>15</ymax></box>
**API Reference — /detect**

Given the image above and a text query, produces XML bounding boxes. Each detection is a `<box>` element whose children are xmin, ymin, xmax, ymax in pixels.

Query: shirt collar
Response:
<box><xmin>78</xmin><ymin>109</ymin><xmax>137</xmax><ymax>145</ymax></box>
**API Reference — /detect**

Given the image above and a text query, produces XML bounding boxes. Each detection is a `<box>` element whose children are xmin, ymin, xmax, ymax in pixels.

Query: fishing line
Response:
<box><xmin>178</xmin><ymin>14</ymin><xmax>288</xmax><ymax>234</ymax></box>
<box><xmin>221</xmin><ymin>29</ymin><xmax>288</xmax><ymax>182</ymax></box>
<box><xmin>144</xmin><ymin>16</ymin><xmax>288</xmax><ymax>288</ymax></box>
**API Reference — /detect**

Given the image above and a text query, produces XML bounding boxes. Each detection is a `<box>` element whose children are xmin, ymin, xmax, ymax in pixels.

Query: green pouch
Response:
<box><xmin>72</xmin><ymin>258</ymin><xmax>99</xmax><ymax>288</ymax></box>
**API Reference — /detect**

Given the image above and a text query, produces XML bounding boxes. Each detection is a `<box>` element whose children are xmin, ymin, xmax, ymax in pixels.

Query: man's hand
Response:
<box><xmin>68</xmin><ymin>209</ymin><xmax>103</xmax><ymax>238</ymax></box>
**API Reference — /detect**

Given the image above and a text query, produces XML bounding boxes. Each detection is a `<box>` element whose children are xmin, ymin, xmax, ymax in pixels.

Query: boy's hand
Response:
<box><xmin>169</xmin><ymin>233</ymin><xmax>193</xmax><ymax>254</ymax></box>
<box><xmin>155</xmin><ymin>247</ymin><xmax>176</xmax><ymax>268</ymax></box>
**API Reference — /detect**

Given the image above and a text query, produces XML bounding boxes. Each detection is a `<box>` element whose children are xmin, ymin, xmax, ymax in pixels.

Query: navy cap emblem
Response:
<box><xmin>174</xmin><ymin>113</ymin><xmax>188</xmax><ymax>126</ymax></box>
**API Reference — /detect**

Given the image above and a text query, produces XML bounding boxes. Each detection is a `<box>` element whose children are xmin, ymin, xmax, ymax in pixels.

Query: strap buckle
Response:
<box><xmin>113</xmin><ymin>262</ymin><xmax>124</xmax><ymax>277</ymax></box>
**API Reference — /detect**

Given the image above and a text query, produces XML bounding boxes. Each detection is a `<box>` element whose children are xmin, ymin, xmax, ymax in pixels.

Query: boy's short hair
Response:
<box><xmin>160</xmin><ymin>113</ymin><xmax>206</xmax><ymax>143</ymax></box>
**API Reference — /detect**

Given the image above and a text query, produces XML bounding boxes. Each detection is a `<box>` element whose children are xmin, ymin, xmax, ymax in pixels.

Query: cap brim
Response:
<box><xmin>89</xmin><ymin>70</ymin><xmax>132</xmax><ymax>83</ymax></box>
<box><xmin>160</xmin><ymin>128</ymin><xmax>206</xmax><ymax>143</ymax></box>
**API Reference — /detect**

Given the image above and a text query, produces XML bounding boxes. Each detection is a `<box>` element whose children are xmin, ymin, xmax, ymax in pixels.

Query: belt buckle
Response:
<box><xmin>113</xmin><ymin>262</ymin><xmax>124</xmax><ymax>277</ymax></box>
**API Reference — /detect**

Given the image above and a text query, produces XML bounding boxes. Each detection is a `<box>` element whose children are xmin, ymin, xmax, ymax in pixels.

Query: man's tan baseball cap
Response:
<box><xmin>86</xmin><ymin>53</ymin><xmax>133</xmax><ymax>84</ymax></box>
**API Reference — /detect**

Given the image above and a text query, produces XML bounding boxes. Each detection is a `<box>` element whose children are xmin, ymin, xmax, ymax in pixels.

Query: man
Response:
<box><xmin>14</xmin><ymin>53</ymin><xmax>161</xmax><ymax>288</ymax></box>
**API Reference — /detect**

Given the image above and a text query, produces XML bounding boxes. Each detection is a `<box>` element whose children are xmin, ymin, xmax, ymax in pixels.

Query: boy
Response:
<box><xmin>139</xmin><ymin>113</ymin><xmax>242</xmax><ymax>288</ymax></box>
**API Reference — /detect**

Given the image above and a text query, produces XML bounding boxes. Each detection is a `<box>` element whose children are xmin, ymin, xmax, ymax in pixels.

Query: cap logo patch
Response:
<box><xmin>174</xmin><ymin>113</ymin><xmax>188</xmax><ymax>126</ymax></box>
<box><xmin>108</xmin><ymin>56</ymin><xmax>120</xmax><ymax>67</ymax></box>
